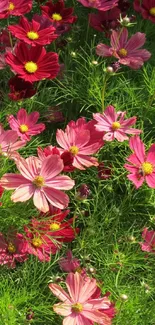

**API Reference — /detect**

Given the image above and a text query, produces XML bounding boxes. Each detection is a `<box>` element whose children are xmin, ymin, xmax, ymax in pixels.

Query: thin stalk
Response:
<box><xmin>101</xmin><ymin>74</ymin><xmax>109</xmax><ymax>112</ymax></box>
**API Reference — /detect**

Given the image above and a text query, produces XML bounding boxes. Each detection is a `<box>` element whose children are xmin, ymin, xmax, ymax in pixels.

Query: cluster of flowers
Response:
<box><xmin>0</xmin><ymin>0</ymin><xmax>77</xmax><ymax>99</ymax></box>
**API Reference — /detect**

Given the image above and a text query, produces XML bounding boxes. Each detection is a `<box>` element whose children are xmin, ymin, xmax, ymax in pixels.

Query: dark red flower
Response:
<box><xmin>5</xmin><ymin>42</ymin><xmax>60</xmax><ymax>83</ymax></box>
<box><xmin>89</xmin><ymin>8</ymin><xmax>121</xmax><ymax>35</ymax></box>
<box><xmin>37</xmin><ymin>146</ymin><xmax>75</xmax><ymax>172</ymax></box>
<box><xmin>118</xmin><ymin>0</ymin><xmax>130</xmax><ymax>12</ymax></box>
<box><xmin>0</xmin><ymin>0</ymin><xmax>32</xmax><ymax>19</ymax></box>
<box><xmin>43</xmin><ymin>106</ymin><xmax>65</xmax><ymax>123</ymax></box>
<box><xmin>0</xmin><ymin>232</ymin><xmax>28</xmax><ymax>268</ymax></box>
<box><xmin>76</xmin><ymin>184</ymin><xmax>90</xmax><ymax>200</ymax></box>
<box><xmin>134</xmin><ymin>0</ymin><xmax>155</xmax><ymax>23</ymax></box>
<box><xmin>98</xmin><ymin>162</ymin><xmax>112</xmax><ymax>180</ymax></box>
<box><xmin>8</xmin><ymin>15</ymin><xmax>58</xmax><ymax>47</ymax></box>
<box><xmin>41</xmin><ymin>0</ymin><xmax>77</xmax><ymax>25</ymax></box>
<box><xmin>0</xmin><ymin>29</ymin><xmax>12</xmax><ymax>51</ymax></box>
<box><xmin>8</xmin><ymin>75</ymin><xmax>36</xmax><ymax>101</ymax></box>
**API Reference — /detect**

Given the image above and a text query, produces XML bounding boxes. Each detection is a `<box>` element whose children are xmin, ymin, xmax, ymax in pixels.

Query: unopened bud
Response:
<box><xmin>120</xmin><ymin>294</ymin><xmax>128</xmax><ymax>301</ymax></box>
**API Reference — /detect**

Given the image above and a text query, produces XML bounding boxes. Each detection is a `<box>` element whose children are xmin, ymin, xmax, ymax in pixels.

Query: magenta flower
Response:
<box><xmin>124</xmin><ymin>136</ymin><xmax>155</xmax><ymax>189</ymax></box>
<box><xmin>96</xmin><ymin>28</ymin><xmax>151</xmax><ymax>69</ymax></box>
<box><xmin>56</xmin><ymin>118</ymin><xmax>104</xmax><ymax>170</ymax></box>
<box><xmin>89</xmin><ymin>8</ymin><xmax>121</xmax><ymax>35</ymax></box>
<box><xmin>59</xmin><ymin>250</ymin><xmax>81</xmax><ymax>272</ymax></box>
<box><xmin>77</xmin><ymin>0</ymin><xmax>118</xmax><ymax>11</ymax></box>
<box><xmin>0</xmin><ymin>124</ymin><xmax>26</xmax><ymax>158</ymax></box>
<box><xmin>8</xmin><ymin>108</ymin><xmax>45</xmax><ymax>141</ymax></box>
<box><xmin>0</xmin><ymin>232</ymin><xmax>28</xmax><ymax>268</ymax></box>
<box><xmin>140</xmin><ymin>228</ymin><xmax>155</xmax><ymax>254</ymax></box>
<box><xmin>0</xmin><ymin>155</ymin><xmax>75</xmax><ymax>212</ymax></box>
<box><xmin>49</xmin><ymin>272</ymin><xmax>114</xmax><ymax>325</ymax></box>
<box><xmin>93</xmin><ymin>105</ymin><xmax>141</xmax><ymax>142</ymax></box>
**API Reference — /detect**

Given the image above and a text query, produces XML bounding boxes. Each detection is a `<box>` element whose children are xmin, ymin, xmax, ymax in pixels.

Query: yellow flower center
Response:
<box><xmin>32</xmin><ymin>237</ymin><xmax>43</xmax><ymax>248</ymax></box>
<box><xmin>112</xmin><ymin>121</ymin><xmax>121</xmax><ymax>130</ymax></box>
<box><xmin>75</xmin><ymin>266</ymin><xmax>82</xmax><ymax>273</ymax></box>
<box><xmin>52</xmin><ymin>13</ymin><xmax>62</xmax><ymax>21</ymax></box>
<box><xmin>8</xmin><ymin>242</ymin><xmax>16</xmax><ymax>253</ymax></box>
<box><xmin>27</xmin><ymin>31</ymin><xmax>39</xmax><ymax>40</ymax></box>
<box><xmin>33</xmin><ymin>176</ymin><xmax>45</xmax><ymax>188</ymax></box>
<box><xmin>72</xmin><ymin>303</ymin><xmax>83</xmax><ymax>313</ymax></box>
<box><xmin>8</xmin><ymin>2</ymin><xmax>15</xmax><ymax>10</ymax></box>
<box><xmin>49</xmin><ymin>223</ymin><xmax>61</xmax><ymax>231</ymax></box>
<box><xmin>150</xmin><ymin>7</ymin><xmax>155</xmax><ymax>16</ymax></box>
<box><xmin>24</xmin><ymin>61</ymin><xmax>38</xmax><ymax>73</ymax></box>
<box><xmin>141</xmin><ymin>162</ymin><xmax>153</xmax><ymax>175</ymax></box>
<box><xmin>119</xmin><ymin>48</ymin><xmax>128</xmax><ymax>57</ymax></box>
<box><xmin>19</xmin><ymin>124</ymin><xmax>29</xmax><ymax>133</ymax></box>
<box><xmin>69</xmin><ymin>146</ymin><xmax>79</xmax><ymax>155</ymax></box>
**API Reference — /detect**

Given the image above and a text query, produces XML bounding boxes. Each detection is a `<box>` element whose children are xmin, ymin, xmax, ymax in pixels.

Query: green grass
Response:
<box><xmin>0</xmin><ymin>0</ymin><xmax>155</xmax><ymax>324</ymax></box>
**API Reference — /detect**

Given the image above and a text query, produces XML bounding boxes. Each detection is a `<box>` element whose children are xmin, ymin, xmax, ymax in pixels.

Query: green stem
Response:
<box><xmin>101</xmin><ymin>74</ymin><xmax>109</xmax><ymax>112</ymax></box>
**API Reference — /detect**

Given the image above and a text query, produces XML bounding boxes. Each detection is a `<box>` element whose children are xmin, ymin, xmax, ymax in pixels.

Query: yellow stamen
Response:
<box><xmin>32</xmin><ymin>237</ymin><xmax>43</xmax><ymax>247</ymax></box>
<box><xmin>69</xmin><ymin>146</ymin><xmax>79</xmax><ymax>155</ymax></box>
<box><xmin>19</xmin><ymin>124</ymin><xmax>29</xmax><ymax>133</ymax></box>
<box><xmin>27</xmin><ymin>31</ymin><xmax>39</xmax><ymax>40</ymax></box>
<box><xmin>141</xmin><ymin>162</ymin><xmax>153</xmax><ymax>175</ymax></box>
<box><xmin>8</xmin><ymin>242</ymin><xmax>16</xmax><ymax>253</ymax></box>
<box><xmin>75</xmin><ymin>266</ymin><xmax>82</xmax><ymax>273</ymax></box>
<box><xmin>33</xmin><ymin>176</ymin><xmax>45</xmax><ymax>188</ymax></box>
<box><xmin>8</xmin><ymin>2</ymin><xmax>15</xmax><ymax>10</ymax></box>
<box><xmin>72</xmin><ymin>303</ymin><xmax>83</xmax><ymax>313</ymax></box>
<box><xmin>119</xmin><ymin>48</ymin><xmax>128</xmax><ymax>57</ymax></box>
<box><xmin>150</xmin><ymin>7</ymin><xmax>155</xmax><ymax>16</ymax></box>
<box><xmin>52</xmin><ymin>13</ymin><xmax>62</xmax><ymax>21</ymax></box>
<box><xmin>112</xmin><ymin>121</ymin><xmax>121</xmax><ymax>130</ymax></box>
<box><xmin>49</xmin><ymin>223</ymin><xmax>60</xmax><ymax>231</ymax></box>
<box><xmin>24</xmin><ymin>61</ymin><xmax>38</xmax><ymax>73</ymax></box>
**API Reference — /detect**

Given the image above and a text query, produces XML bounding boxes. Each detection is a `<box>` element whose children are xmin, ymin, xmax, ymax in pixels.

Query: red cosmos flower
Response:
<box><xmin>89</xmin><ymin>8</ymin><xmax>121</xmax><ymax>35</ymax></box>
<box><xmin>24</xmin><ymin>206</ymin><xmax>79</xmax><ymax>261</ymax></box>
<box><xmin>8</xmin><ymin>75</ymin><xmax>36</xmax><ymax>101</ymax></box>
<box><xmin>5</xmin><ymin>42</ymin><xmax>60</xmax><ymax>83</ymax></box>
<box><xmin>0</xmin><ymin>232</ymin><xmax>28</xmax><ymax>268</ymax></box>
<box><xmin>134</xmin><ymin>0</ymin><xmax>155</xmax><ymax>23</ymax></box>
<box><xmin>0</xmin><ymin>29</ymin><xmax>12</xmax><ymax>51</ymax></box>
<box><xmin>98</xmin><ymin>162</ymin><xmax>112</xmax><ymax>180</ymax></box>
<box><xmin>77</xmin><ymin>0</ymin><xmax>118</xmax><ymax>11</ymax></box>
<box><xmin>41</xmin><ymin>0</ymin><xmax>77</xmax><ymax>25</ymax></box>
<box><xmin>38</xmin><ymin>146</ymin><xmax>75</xmax><ymax>172</ymax></box>
<box><xmin>0</xmin><ymin>0</ymin><xmax>32</xmax><ymax>19</ymax></box>
<box><xmin>8</xmin><ymin>15</ymin><xmax>58</xmax><ymax>47</ymax></box>
<box><xmin>35</xmin><ymin>205</ymin><xmax>79</xmax><ymax>242</ymax></box>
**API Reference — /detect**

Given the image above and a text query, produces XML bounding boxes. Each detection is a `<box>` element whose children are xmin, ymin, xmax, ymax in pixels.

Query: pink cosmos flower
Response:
<box><xmin>96</xmin><ymin>28</ymin><xmax>151</xmax><ymax>69</ymax></box>
<box><xmin>93</xmin><ymin>105</ymin><xmax>141</xmax><ymax>142</ymax></box>
<box><xmin>140</xmin><ymin>228</ymin><xmax>155</xmax><ymax>254</ymax></box>
<box><xmin>124</xmin><ymin>136</ymin><xmax>155</xmax><ymax>189</ymax></box>
<box><xmin>49</xmin><ymin>272</ymin><xmax>113</xmax><ymax>325</ymax></box>
<box><xmin>134</xmin><ymin>0</ymin><xmax>155</xmax><ymax>24</ymax></box>
<box><xmin>0</xmin><ymin>124</ymin><xmax>26</xmax><ymax>158</ymax></box>
<box><xmin>0</xmin><ymin>232</ymin><xmax>28</xmax><ymax>268</ymax></box>
<box><xmin>8</xmin><ymin>108</ymin><xmax>45</xmax><ymax>141</ymax></box>
<box><xmin>77</xmin><ymin>0</ymin><xmax>118</xmax><ymax>11</ymax></box>
<box><xmin>56</xmin><ymin>118</ymin><xmax>104</xmax><ymax>170</ymax></box>
<box><xmin>59</xmin><ymin>250</ymin><xmax>81</xmax><ymax>272</ymax></box>
<box><xmin>0</xmin><ymin>155</ymin><xmax>75</xmax><ymax>212</ymax></box>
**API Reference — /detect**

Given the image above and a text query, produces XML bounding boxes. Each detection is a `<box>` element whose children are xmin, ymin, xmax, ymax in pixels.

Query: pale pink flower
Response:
<box><xmin>77</xmin><ymin>0</ymin><xmax>118</xmax><ymax>11</ymax></box>
<box><xmin>56</xmin><ymin>118</ymin><xmax>104</xmax><ymax>170</ymax></box>
<box><xmin>8</xmin><ymin>108</ymin><xmax>45</xmax><ymax>141</ymax></box>
<box><xmin>140</xmin><ymin>228</ymin><xmax>155</xmax><ymax>254</ymax></box>
<box><xmin>59</xmin><ymin>250</ymin><xmax>81</xmax><ymax>272</ymax></box>
<box><xmin>96</xmin><ymin>28</ymin><xmax>151</xmax><ymax>69</ymax></box>
<box><xmin>0</xmin><ymin>155</ymin><xmax>75</xmax><ymax>212</ymax></box>
<box><xmin>124</xmin><ymin>136</ymin><xmax>155</xmax><ymax>188</ymax></box>
<box><xmin>0</xmin><ymin>124</ymin><xmax>26</xmax><ymax>158</ymax></box>
<box><xmin>93</xmin><ymin>105</ymin><xmax>141</xmax><ymax>142</ymax></box>
<box><xmin>49</xmin><ymin>272</ymin><xmax>113</xmax><ymax>325</ymax></box>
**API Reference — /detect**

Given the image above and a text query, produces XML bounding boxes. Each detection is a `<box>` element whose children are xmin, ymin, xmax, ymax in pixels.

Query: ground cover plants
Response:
<box><xmin>0</xmin><ymin>0</ymin><xmax>155</xmax><ymax>324</ymax></box>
